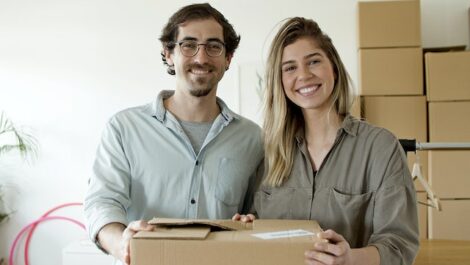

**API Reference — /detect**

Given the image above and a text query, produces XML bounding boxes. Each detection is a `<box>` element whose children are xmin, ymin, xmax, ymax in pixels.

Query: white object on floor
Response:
<box><xmin>63</xmin><ymin>239</ymin><xmax>115</xmax><ymax>265</ymax></box>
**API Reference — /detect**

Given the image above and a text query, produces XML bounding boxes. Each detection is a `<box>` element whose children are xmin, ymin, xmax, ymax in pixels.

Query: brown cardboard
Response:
<box><xmin>131</xmin><ymin>219</ymin><xmax>324</xmax><ymax>265</ymax></box>
<box><xmin>428</xmin><ymin>101</ymin><xmax>470</xmax><ymax>142</ymax></box>
<box><xmin>350</xmin><ymin>96</ymin><xmax>362</xmax><ymax>118</ymax></box>
<box><xmin>429</xmin><ymin>199</ymin><xmax>470</xmax><ymax>240</ymax></box>
<box><xmin>417</xmin><ymin>192</ymin><xmax>428</xmax><ymax>239</ymax></box>
<box><xmin>359</xmin><ymin>47</ymin><xmax>423</xmax><ymax>95</ymax></box>
<box><xmin>362</xmin><ymin>96</ymin><xmax>428</xmax><ymax>191</ymax></box>
<box><xmin>428</xmin><ymin>151</ymin><xmax>470</xmax><ymax>198</ymax></box>
<box><xmin>357</xmin><ymin>0</ymin><xmax>421</xmax><ymax>48</ymax></box>
<box><xmin>425</xmin><ymin>51</ymin><xmax>470</xmax><ymax>101</ymax></box>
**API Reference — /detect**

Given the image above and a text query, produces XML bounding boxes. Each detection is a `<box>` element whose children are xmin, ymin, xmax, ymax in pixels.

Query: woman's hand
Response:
<box><xmin>231</xmin><ymin>213</ymin><xmax>256</xmax><ymax>223</ymax></box>
<box><xmin>304</xmin><ymin>229</ymin><xmax>353</xmax><ymax>265</ymax></box>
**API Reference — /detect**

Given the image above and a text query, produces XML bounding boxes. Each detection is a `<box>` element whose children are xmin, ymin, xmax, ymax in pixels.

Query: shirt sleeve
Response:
<box><xmin>367</xmin><ymin>135</ymin><xmax>420</xmax><ymax>265</ymax></box>
<box><xmin>83</xmin><ymin>117</ymin><xmax>131</xmax><ymax>244</ymax></box>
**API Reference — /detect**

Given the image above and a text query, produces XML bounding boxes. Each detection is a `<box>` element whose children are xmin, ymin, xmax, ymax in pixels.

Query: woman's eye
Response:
<box><xmin>283</xmin><ymin>66</ymin><xmax>296</xmax><ymax>72</ymax></box>
<box><xmin>308</xmin><ymin>60</ymin><xmax>320</xmax><ymax>65</ymax></box>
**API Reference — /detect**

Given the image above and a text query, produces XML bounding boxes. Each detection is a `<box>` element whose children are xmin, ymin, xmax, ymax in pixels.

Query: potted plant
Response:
<box><xmin>0</xmin><ymin>111</ymin><xmax>38</xmax><ymax>224</ymax></box>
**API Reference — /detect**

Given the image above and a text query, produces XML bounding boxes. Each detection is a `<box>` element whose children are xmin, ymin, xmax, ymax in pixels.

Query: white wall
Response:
<box><xmin>0</xmin><ymin>0</ymin><xmax>469</xmax><ymax>264</ymax></box>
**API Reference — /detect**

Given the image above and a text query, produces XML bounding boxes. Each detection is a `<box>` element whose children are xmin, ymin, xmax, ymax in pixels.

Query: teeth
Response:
<box><xmin>191</xmin><ymin>69</ymin><xmax>210</xmax><ymax>74</ymax></box>
<box><xmin>298</xmin><ymin>85</ymin><xmax>319</xmax><ymax>94</ymax></box>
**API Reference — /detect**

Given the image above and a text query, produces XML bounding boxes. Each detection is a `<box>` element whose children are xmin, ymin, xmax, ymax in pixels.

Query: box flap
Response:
<box><xmin>148</xmin><ymin>218</ymin><xmax>250</xmax><ymax>231</ymax></box>
<box><xmin>134</xmin><ymin>226</ymin><xmax>210</xmax><ymax>240</ymax></box>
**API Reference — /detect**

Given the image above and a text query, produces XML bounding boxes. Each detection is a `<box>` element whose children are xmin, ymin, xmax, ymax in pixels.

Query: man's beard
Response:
<box><xmin>189</xmin><ymin>86</ymin><xmax>212</xmax><ymax>97</ymax></box>
<box><xmin>187</xmin><ymin>63</ymin><xmax>217</xmax><ymax>97</ymax></box>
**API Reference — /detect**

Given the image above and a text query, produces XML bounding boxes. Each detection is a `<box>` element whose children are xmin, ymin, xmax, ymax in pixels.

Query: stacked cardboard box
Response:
<box><xmin>357</xmin><ymin>0</ymin><xmax>428</xmax><ymax>238</ymax></box>
<box><xmin>426</xmin><ymin>51</ymin><xmax>470</xmax><ymax>240</ymax></box>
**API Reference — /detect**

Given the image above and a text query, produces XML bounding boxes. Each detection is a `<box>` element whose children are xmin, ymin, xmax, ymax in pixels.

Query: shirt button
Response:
<box><xmin>190</xmin><ymin>198</ymin><xmax>196</xmax><ymax>204</ymax></box>
<box><xmin>195</xmin><ymin>160</ymin><xmax>199</xmax><ymax>166</ymax></box>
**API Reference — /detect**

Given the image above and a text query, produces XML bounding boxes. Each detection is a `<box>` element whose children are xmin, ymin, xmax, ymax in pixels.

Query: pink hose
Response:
<box><xmin>24</xmin><ymin>202</ymin><xmax>83</xmax><ymax>265</ymax></box>
<box><xmin>9</xmin><ymin>210</ymin><xmax>85</xmax><ymax>265</ymax></box>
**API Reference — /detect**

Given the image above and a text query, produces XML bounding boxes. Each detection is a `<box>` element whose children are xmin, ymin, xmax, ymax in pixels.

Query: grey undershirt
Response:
<box><xmin>179</xmin><ymin>120</ymin><xmax>213</xmax><ymax>154</ymax></box>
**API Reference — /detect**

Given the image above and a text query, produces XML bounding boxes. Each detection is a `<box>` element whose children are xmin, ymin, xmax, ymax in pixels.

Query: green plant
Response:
<box><xmin>0</xmin><ymin>111</ymin><xmax>38</xmax><ymax>223</ymax></box>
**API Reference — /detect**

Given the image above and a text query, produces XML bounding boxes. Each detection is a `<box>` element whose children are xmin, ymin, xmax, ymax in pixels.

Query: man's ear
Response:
<box><xmin>164</xmin><ymin>48</ymin><xmax>174</xmax><ymax>66</ymax></box>
<box><xmin>225</xmin><ymin>54</ymin><xmax>233</xmax><ymax>71</ymax></box>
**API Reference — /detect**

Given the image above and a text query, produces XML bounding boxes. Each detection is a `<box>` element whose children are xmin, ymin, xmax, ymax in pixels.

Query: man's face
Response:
<box><xmin>166</xmin><ymin>18</ymin><xmax>232</xmax><ymax>97</ymax></box>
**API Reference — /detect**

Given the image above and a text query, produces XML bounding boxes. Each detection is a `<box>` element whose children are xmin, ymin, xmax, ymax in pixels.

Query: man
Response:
<box><xmin>84</xmin><ymin>3</ymin><xmax>263</xmax><ymax>265</ymax></box>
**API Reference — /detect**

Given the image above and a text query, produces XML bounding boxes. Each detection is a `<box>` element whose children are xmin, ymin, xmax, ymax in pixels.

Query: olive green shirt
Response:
<box><xmin>255</xmin><ymin>115</ymin><xmax>419</xmax><ymax>265</ymax></box>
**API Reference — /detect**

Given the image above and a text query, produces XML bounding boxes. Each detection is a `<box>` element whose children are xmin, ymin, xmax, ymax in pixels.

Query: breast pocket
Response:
<box><xmin>313</xmin><ymin>187</ymin><xmax>373</xmax><ymax>247</ymax></box>
<box><xmin>215</xmin><ymin>157</ymin><xmax>250</xmax><ymax>208</ymax></box>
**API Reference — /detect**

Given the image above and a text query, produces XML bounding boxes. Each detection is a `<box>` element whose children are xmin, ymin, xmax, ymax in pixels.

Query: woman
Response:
<box><xmin>235</xmin><ymin>17</ymin><xmax>419</xmax><ymax>265</ymax></box>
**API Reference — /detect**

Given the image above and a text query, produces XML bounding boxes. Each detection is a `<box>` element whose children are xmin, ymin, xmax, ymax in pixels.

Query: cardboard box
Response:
<box><xmin>425</xmin><ymin>51</ymin><xmax>470</xmax><ymax>101</ymax></box>
<box><xmin>362</xmin><ymin>96</ymin><xmax>428</xmax><ymax>191</ymax></box>
<box><xmin>350</xmin><ymin>96</ymin><xmax>362</xmax><ymax>118</ymax></box>
<box><xmin>429</xmin><ymin>199</ymin><xmax>470</xmax><ymax>240</ymax></box>
<box><xmin>357</xmin><ymin>0</ymin><xmax>421</xmax><ymax>48</ymax></box>
<box><xmin>131</xmin><ymin>218</ymin><xmax>324</xmax><ymax>265</ymax></box>
<box><xmin>428</xmin><ymin>151</ymin><xmax>470</xmax><ymax>198</ymax></box>
<box><xmin>359</xmin><ymin>47</ymin><xmax>423</xmax><ymax>95</ymax></box>
<box><xmin>417</xmin><ymin>192</ymin><xmax>428</xmax><ymax>239</ymax></box>
<box><xmin>428</xmin><ymin>101</ymin><xmax>470</xmax><ymax>141</ymax></box>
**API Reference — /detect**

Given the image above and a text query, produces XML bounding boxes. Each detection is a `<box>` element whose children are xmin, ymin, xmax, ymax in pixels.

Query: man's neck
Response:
<box><xmin>164</xmin><ymin>89</ymin><xmax>220</xmax><ymax>122</ymax></box>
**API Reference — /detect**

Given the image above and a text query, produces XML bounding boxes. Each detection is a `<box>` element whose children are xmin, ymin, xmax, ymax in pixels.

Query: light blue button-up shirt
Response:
<box><xmin>84</xmin><ymin>90</ymin><xmax>264</xmax><ymax>242</ymax></box>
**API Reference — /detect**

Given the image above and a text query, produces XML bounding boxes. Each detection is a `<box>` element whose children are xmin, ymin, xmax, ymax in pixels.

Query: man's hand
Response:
<box><xmin>231</xmin><ymin>213</ymin><xmax>256</xmax><ymax>223</ymax></box>
<box><xmin>120</xmin><ymin>220</ymin><xmax>154</xmax><ymax>265</ymax></box>
<box><xmin>304</xmin><ymin>229</ymin><xmax>352</xmax><ymax>265</ymax></box>
<box><xmin>98</xmin><ymin>220</ymin><xmax>154</xmax><ymax>265</ymax></box>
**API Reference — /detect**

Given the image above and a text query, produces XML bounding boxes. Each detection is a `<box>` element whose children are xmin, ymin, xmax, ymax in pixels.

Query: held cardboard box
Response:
<box><xmin>425</xmin><ymin>51</ymin><xmax>470</xmax><ymax>101</ymax></box>
<box><xmin>131</xmin><ymin>218</ymin><xmax>324</xmax><ymax>265</ymax></box>
<box><xmin>357</xmin><ymin>0</ymin><xmax>421</xmax><ymax>48</ymax></box>
<box><xmin>362</xmin><ymin>96</ymin><xmax>428</xmax><ymax>191</ymax></box>
<box><xmin>429</xmin><ymin>199</ymin><xmax>470</xmax><ymax>240</ymax></box>
<box><xmin>359</xmin><ymin>47</ymin><xmax>423</xmax><ymax>95</ymax></box>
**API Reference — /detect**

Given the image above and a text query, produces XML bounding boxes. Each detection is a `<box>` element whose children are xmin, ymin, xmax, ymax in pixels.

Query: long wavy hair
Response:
<box><xmin>263</xmin><ymin>17</ymin><xmax>354</xmax><ymax>187</ymax></box>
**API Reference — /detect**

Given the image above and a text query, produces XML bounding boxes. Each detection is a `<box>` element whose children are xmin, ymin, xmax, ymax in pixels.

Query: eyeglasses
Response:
<box><xmin>176</xmin><ymin>40</ymin><xmax>225</xmax><ymax>57</ymax></box>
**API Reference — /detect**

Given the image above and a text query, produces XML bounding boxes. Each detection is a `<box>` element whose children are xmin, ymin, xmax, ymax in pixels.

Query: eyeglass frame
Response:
<box><xmin>175</xmin><ymin>39</ymin><xmax>226</xmax><ymax>57</ymax></box>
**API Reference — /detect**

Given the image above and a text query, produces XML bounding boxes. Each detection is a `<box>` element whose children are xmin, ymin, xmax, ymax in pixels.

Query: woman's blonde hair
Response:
<box><xmin>263</xmin><ymin>17</ymin><xmax>354</xmax><ymax>187</ymax></box>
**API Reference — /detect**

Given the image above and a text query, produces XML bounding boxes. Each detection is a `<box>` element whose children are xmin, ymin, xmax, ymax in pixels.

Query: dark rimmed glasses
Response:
<box><xmin>177</xmin><ymin>40</ymin><xmax>225</xmax><ymax>57</ymax></box>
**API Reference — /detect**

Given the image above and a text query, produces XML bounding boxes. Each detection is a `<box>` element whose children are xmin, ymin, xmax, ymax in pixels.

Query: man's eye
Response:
<box><xmin>183</xmin><ymin>42</ymin><xmax>197</xmax><ymax>49</ymax></box>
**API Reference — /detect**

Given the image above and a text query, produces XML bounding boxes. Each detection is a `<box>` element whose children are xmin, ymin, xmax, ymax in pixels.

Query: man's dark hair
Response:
<box><xmin>159</xmin><ymin>3</ymin><xmax>241</xmax><ymax>75</ymax></box>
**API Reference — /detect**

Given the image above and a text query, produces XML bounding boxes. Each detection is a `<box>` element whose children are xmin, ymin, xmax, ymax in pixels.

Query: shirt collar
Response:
<box><xmin>149</xmin><ymin>90</ymin><xmax>239</xmax><ymax>123</ymax></box>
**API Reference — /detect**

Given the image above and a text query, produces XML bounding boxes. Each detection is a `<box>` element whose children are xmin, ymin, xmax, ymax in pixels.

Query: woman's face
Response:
<box><xmin>281</xmin><ymin>37</ymin><xmax>335</xmax><ymax>113</ymax></box>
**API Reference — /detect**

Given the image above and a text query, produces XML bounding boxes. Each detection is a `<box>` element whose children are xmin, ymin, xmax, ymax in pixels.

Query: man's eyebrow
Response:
<box><xmin>177</xmin><ymin>37</ymin><xmax>224</xmax><ymax>43</ymax></box>
<box><xmin>206</xmin><ymin>37</ymin><xmax>224</xmax><ymax>43</ymax></box>
<box><xmin>178</xmin><ymin>36</ymin><xmax>197</xmax><ymax>42</ymax></box>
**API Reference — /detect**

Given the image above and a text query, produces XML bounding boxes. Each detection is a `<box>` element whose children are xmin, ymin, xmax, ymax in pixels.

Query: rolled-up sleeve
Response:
<box><xmin>84</xmin><ymin>117</ymin><xmax>131</xmax><ymax>243</ymax></box>
<box><xmin>368</xmin><ymin>139</ymin><xmax>420</xmax><ymax>265</ymax></box>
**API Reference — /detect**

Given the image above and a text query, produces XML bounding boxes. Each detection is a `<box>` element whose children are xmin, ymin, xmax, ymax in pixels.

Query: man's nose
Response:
<box><xmin>192</xmin><ymin>45</ymin><xmax>210</xmax><ymax>64</ymax></box>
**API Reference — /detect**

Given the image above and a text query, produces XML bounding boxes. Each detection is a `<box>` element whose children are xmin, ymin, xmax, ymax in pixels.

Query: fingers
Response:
<box><xmin>232</xmin><ymin>213</ymin><xmax>241</xmax><ymax>221</ymax></box>
<box><xmin>318</xmin><ymin>229</ymin><xmax>345</xmax><ymax>244</ymax></box>
<box><xmin>121</xmin><ymin>220</ymin><xmax>154</xmax><ymax>265</ymax></box>
<box><xmin>305</xmin><ymin>250</ymin><xmax>338</xmax><ymax>265</ymax></box>
<box><xmin>232</xmin><ymin>213</ymin><xmax>256</xmax><ymax>223</ymax></box>
<box><xmin>127</xmin><ymin>220</ymin><xmax>154</xmax><ymax>232</ymax></box>
<box><xmin>241</xmin><ymin>214</ymin><xmax>255</xmax><ymax>223</ymax></box>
